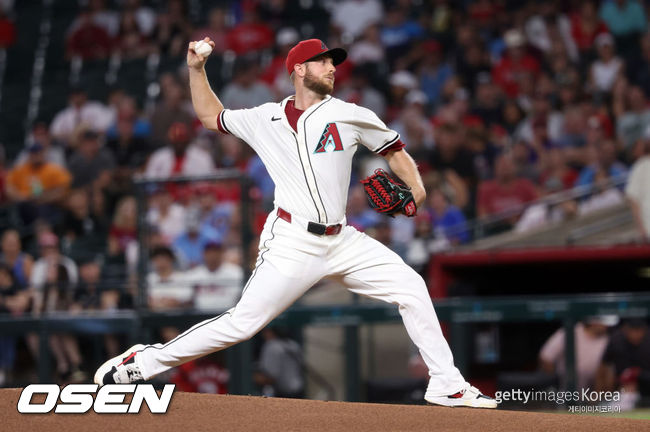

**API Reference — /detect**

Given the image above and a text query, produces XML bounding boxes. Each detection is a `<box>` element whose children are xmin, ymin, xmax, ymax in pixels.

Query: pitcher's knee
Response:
<box><xmin>400</xmin><ymin>273</ymin><xmax>433</xmax><ymax>306</ymax></box>
<box><xmin>242</xmin><ymin>325</ymin><xmax>264</xmax><ymax>341</ymax></box>
<box><xmin>406</xmin><ymin>271</ymin><xmax>428</xmax><ymax>292</ymax></box>
<box><xmin>230</xmin><ymin>316</ymin><xmax>268</xmax><ymax>341</ymax></box>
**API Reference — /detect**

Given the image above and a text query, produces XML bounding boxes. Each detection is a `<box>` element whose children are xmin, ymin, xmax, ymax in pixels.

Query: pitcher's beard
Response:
<box><xmin>304</xmin><ymin>70</ymin><xmax>334</xmax><ymax>96</ymax></box>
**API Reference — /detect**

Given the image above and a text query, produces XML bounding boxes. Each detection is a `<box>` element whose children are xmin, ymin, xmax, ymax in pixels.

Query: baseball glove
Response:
<box><xmin>360</xmin><ymin>169</ymin><xmax>417</xmax><ymax>217</ymax></box>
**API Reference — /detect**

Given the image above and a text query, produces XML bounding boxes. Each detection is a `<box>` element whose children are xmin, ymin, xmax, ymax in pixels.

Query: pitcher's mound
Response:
<box><xmin>3</xmin><ymin>388</ymin><xmax>648</xmax><ymax>431</ymax></box>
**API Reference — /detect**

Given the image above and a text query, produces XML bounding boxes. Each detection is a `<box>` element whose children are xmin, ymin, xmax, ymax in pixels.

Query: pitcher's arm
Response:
<box><xmin>385</xmin><ymin>149</ymin><xmax>426</xmax><ymax>208</ymax></box>
<box><xmin>187</xmin><ymin>38</ymin><xmax>224</xmax><ymax>131</ymax></box>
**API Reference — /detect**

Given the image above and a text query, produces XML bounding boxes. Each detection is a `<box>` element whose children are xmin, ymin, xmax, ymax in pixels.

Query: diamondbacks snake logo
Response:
<box><xmin>314</xmin><ymin>123</ymin><xmax>344</xmax><ymax>153</ymax></box>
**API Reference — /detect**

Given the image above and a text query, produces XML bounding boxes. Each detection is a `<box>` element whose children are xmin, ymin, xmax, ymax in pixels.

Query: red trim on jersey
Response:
<box><xmin>285</xmin><ymin>99</ymin><xmax>304</xmax><ymax>133</ymax></box>
<box><xmin>379</xmin><ymin>139</ymin><xmax>406</xmax><ymax>156</ymax></box>
<box><xmin>216</xmin><ymin>111</ymin><xmax>228</xmax><ymax>134</ymax></box>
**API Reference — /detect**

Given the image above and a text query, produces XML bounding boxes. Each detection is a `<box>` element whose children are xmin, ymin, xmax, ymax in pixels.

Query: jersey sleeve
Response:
<box><xmin>353</xmin><ymin>105</ymin><xmax>402</xmax><ymax>154</ymax></box>
<box><xmin>216</xmin><ymin>107</ymin><xmax>262</xmax><ymax>145</ymax></box>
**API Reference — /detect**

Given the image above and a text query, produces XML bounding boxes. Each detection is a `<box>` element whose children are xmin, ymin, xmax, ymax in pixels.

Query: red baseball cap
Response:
<box><xmin>285</xmin><ymin>39</ymin><xmax>347</xmax><ymax>76</ymax></box>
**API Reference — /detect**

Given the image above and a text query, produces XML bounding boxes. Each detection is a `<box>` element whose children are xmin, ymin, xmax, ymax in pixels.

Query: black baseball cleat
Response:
<box><xmin>425</xmin><ymin>385</ymin><xmax>498</xmax><ymax>408</ymax></box>
<box><xmin>94</xmin><ymin>344</ymin><xmax>146</xmax><ymax>386</ymax></box>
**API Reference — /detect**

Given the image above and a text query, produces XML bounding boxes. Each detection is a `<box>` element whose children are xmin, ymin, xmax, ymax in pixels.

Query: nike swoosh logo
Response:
<box><xmin>271</xmin><ymin>116</ymin><xmax>281</xmax><ymax>121</ymax></box>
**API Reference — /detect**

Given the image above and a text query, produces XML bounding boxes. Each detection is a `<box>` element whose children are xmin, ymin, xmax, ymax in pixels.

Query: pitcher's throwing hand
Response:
<box><xmin>187</xmin><ymin>37</ymin><xmax>215</xmax><ymax>69</ymax></box>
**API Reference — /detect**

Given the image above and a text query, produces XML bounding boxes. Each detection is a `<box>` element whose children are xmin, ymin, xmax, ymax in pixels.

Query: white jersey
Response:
<box><xmin>217</xmin><ymin>95</ymin><xmax>400</xmax><ymax>224</ymax></box>
<box><xmin>146</xmin><ymin>271</ymin><xmax>193</xmax><ymax>304</ymax></box>
<box><xmin>183</xmin><ymin>263</ymin><xmax>244</xmax><ymax>311</ymax></box>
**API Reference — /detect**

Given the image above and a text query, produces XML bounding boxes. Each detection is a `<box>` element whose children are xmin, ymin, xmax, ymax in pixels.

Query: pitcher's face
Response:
<box><xmin>303</xmin><ymin>56</ymin><xmax>336</xmax><ymax>96</ymax></box>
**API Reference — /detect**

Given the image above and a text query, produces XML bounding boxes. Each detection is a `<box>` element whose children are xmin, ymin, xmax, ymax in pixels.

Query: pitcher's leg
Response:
<box><xmin>95</xmin><ymin>214</ymin><xmax>330</xmax><ymax>386</ymax></box>
<box><xmin>137</xmin><ymin>261</ymin><xmax>320</xmax><ymax>379</ymax></box>
<box><xmin>330</xmin><ymin>226</ymin><xmax>466</xmax><ymax>395</ymax></box>
<box><xmin>342</xmin><ymin>265</ymin><xmax>467</xmax><ymax>395</ymax></box>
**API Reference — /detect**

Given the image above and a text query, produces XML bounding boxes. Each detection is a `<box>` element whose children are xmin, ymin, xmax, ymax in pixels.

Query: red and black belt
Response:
<box><xmin>277</xmin><ymin>208</ymin><xmax>342</xmax><ymax>236</ymax></box>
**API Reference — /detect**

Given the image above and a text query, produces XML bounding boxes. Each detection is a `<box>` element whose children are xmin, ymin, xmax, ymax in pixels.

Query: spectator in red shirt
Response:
<box><xmin>477</xmin><ymin>153</ymin><xmax>538</xmax><ymax>230</ymax></box>
<box><xmin>492</xmin><ymin>29</ymin><xmax>541</xmax><ymax>98</ymax></box>
<box><xmin>569</xmin><ymin>1</ymin><xmax>609</xmax><ymax>57</ymax></box>
<box><xmin>0</xmin><ymin>7</ymin><xmax>15</xmax><ymax>48</ymax></box>
<box><xmin>66</xmin><ymin>9</ymin><xmax>112</xmax><ymax>60</ymax></box>
<box><xmin>226</xmin><ymin>8</ymin><xmax>274</xmax><ymax>56</ymax></box>
<box><xmin>66</xmin><ymin>9</ymin><xmax>113</xmax><ymax>61</ymax></box>
<box><xmin>170</xmin><ymin>353</ymin><xmax>228</xmax><ymax>394</ymax></box>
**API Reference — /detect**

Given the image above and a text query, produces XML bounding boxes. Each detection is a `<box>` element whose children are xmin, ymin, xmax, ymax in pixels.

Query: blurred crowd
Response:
<box><xmin>538</xmin><ymin>317</ymin><xmax>650</xmax><ymax>410</ymax></box>
<box><xmin>1</xmin><ymin>0</ymin><xmax>650</xmax><ymax>385</ymax></box>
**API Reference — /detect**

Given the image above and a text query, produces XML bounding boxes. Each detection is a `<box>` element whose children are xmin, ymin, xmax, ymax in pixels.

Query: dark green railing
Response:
<box><xmin>2</xmin><ymin>292</ymin><xmax>649</xmax><ymax>400</ymax></box>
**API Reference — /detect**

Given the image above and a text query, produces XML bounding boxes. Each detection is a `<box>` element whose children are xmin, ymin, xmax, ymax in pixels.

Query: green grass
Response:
<box><xmin>596</xmin><ymin>408</ymin><xmax>650</xmax><ymax>420</ymax></box>
<box><xmin>532</xmin><ymin>408</ymin><xmax>650</xmax><ymax>420</ymax></box>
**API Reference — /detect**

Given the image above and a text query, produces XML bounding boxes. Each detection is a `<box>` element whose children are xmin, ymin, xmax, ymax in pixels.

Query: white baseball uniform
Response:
<box><xmin>136</xmin><ymin>95</ymin><xmax>468</xmax><ymax>396</ymax></box>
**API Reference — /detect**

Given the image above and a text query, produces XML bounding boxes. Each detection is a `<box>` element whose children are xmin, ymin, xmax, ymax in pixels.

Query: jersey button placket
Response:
<box><xmin>295</xmin><ymin>103</ymin><xmax>328</xmax><ymax>224</ymax></box>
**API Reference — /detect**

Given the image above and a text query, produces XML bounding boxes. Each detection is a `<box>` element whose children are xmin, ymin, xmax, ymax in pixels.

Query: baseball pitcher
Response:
<box><xmin>95</xmin><ymin>38</ymin><xmax>496</xmax><ymax>408</ymax></box>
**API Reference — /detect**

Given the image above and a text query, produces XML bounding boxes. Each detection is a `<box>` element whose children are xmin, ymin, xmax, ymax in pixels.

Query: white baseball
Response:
<box><xmin>193</xmin><ymin>40</ymin><xmax>212</xmax><ymax>57</ymax></box>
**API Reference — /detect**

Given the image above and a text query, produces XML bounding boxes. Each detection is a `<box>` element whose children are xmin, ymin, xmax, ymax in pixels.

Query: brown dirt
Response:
<box><xmin>3</xmin><ymin>388</ymin><xmax>649</xmax><ymax>432</ymax></box>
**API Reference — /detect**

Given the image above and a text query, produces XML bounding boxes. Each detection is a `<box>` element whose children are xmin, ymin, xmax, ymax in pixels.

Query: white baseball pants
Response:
<box><xmin>137</xmin><ymin>210</ymin><xmax>468</xmax><ymax>395</ymax></box>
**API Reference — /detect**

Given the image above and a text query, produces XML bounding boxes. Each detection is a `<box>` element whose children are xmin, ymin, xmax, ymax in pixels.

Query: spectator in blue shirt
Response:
<box><xmin>417</xmin><ymin>40</ymin><xmax>453</xmax><ymax>110</ymax></box>
<box><xmin>600</xmin><ymin>0</ymin><xmax>646</xmax><ymax>60</ymax></box>
<box><xmin>381</xmin><ymin>5</ymin><xmax>424</xmax><ymax>66</ymax></box>
<box><xmin>173</xmin><ymin>207</ymin><xmax>221</xmax><ymax>270</ymax></box>
<box><xmin>347</xmin><ymin>185</ymin><xmax>381</xmax><ymax>231</ymax></box>
<box><xmin>429</xmin><ymin>187</ymin><xmax>470</xmax><ymax>245</ymax></box>
<box><xmin>247</xmin><ymin>155</ymin><xmax>275</xmax><ymax>209</ymax></box>
<box><xmin>105</xmin><ymin>96</ymin><xmax>151</xmax><ymax>141</ymax></box>
<box><xmin>575</xmin><ymin>140</ymin><xmax>628</xmax><ymax>189</ymax></box>
<box><xmin>600</xmin><ymin>0</ymin><xmax>646</xmax><ymax>37</ymax></box>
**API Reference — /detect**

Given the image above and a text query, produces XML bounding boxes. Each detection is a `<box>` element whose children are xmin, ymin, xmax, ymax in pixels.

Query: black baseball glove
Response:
<box><xmin>360</xmin><ymin>169</ymin><xmax>417</xmax><ymax>217</ymax></box>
